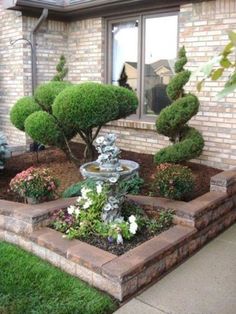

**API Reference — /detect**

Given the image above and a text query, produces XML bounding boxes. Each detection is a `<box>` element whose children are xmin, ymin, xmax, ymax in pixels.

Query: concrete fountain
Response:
<box><xmin>80</xmin><ymin>133</ymin><xmax>139</xmax><ymax>222</ymax></box>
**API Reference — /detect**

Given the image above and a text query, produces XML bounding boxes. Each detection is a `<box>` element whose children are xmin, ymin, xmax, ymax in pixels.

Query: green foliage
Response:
<box><xmin>155</xmin><ymin>127</ymin><xmax>204</xmax><ymax>164</ymax></box>
<box><xmin>62</xmin><ymin>179</ymin><xmax>97</xmax><ymax>198</ymax></box>
<box><xmin>24</xmin><ymin>111</ymin><xmax>65</xmax><ymax>147</ymax></box>
<box><xmin>153</xmin><ymin>163</ymin><xmax>194</xmax><ymax>200</ymax></box>
<box><xmin>110</xmin><ymin>85</ymin><xmax>138</xmax><ymax>119</ymax></box>
<box><xmin>118</xmin><ymin>175</ymin><xmax>144</xmax><ymax>195</ymax></box>
<box><xmin>52</xmin><ymin>54</ymin><xmax>68</xmax><ymax>82</ymax></box>
<box><xmin>0</xmin><ymin>241</ymin><xmax>117</xmax><ymax>314</ymax></box>
<box><xmin>10</xmin><ymin>96</ymin><xmax>41</xmax><ymax>131</ymax></box>
<box><xmin>196</xmin><ymin>31</ymin><xmax>236</xmax><ymax>98</ymax></box>
<box><xmin>34</xmin><ymin>81</ymin><xmax>71</xmax><ymax>112</ymax></box>
<box><xmin>145</xmin><ymin>210</ymin><xmax>173</xmax><ymax>234</ymax></box>
<box><xmin>53</xmin><ymin>82</ymin><xmax>119</xmax><ymax>130</ymax></box>
<box><xmin>155</xmin><ymin>46</ymin><xmax>204</xmax><ymax>164</ymax></box>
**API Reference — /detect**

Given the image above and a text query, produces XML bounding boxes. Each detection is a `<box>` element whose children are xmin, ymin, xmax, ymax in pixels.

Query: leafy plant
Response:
<box><xmin>62</xmin><ymin>179</ymin><xmax>97</xmax><ymax>198</ymax></box>
<box><xmin>195</xmin><ymin>31</ymin><xmax>236</xmax><ymax>98</ymax></box>
<box><xmin>155</xmin><ymin>47</ymin><xmax>204</xmax><ymax>164</ymax></box>
<box><xmin>153</xmin><ymin>163</ymin><xmax>194</xmax><ymax>200</ymax></box>
<box><xmin>9</xmin><ymin>167</ymin><xmax>59</xmax><ymax>201</ymax></box>
<box><xmin>118</xmin><ymin>175</ymin><xmax>144</xmax><ymax>195</ymax></box>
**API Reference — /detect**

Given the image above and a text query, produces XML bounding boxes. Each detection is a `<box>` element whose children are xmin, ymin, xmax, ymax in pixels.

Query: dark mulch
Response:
<box><xmin>0</xmin><ymin>142</ymin><xmax>221</xmax><ymax>202</ymax></box>
<box><xmin>81</xmin><ymin>225</ymin><xmax>171</xmax><ymax>256</ymax></box>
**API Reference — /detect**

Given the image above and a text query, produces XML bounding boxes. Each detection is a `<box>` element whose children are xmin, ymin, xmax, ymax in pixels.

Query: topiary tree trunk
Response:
<box><xmin>154</xmin><ymin>46</ymin><xmax>204</xmax><ymax>164</ymax></box>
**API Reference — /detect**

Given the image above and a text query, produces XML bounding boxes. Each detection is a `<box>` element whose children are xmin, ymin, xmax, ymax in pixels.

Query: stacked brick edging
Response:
<box><xmin>0</xmin><ymin>169</ymin><xmax>236</xmax><ymax>301</ymax></box>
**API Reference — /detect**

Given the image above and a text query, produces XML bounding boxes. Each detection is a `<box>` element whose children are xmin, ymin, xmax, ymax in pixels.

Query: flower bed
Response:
<box><xmin>0</xmin><ymin>169</ymin><xmax>235</xmax><ymax>301</ymax></box>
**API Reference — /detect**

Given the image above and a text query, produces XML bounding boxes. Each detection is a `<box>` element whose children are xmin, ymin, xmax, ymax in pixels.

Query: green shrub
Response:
<box><xmin>53</xmin><ymin>82</ymin><xmax>119</xmax><ymax>130</ymax></box>
<box><xmin>155</xmin><ymin>46</ymin><xmax>204</xmax><ymax>164</ymax></box>
<box><xmin>24</xmin><ymin>111</ymin><xmax>65</xmax><ymax>147</ymax></box>
<box><xmin>119</xmin><ymin>175</ymin><xmax>144</xmax><ymax>195</ymax></box>
<box><xmin>10</xmin><ymin>96</ymin><xmax>41</xmax><ymax>131</ymax></box>
<box><xmin>110</xmin><ymin>85</ymin><xmax>138</xmax><ymax>119</ymax></box>
<box><xmin>35</xmin><ymin>81</ymin><xmax>71</xmax><ymax>112</ymax></box>
<box><xmin>153</xmin><ymin>163</ymin><xmax>194</xmax><ymax>200</ymax></box>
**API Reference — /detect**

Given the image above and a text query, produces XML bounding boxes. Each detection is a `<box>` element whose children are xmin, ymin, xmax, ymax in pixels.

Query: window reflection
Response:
<box><xmin>112</xmin><ymin>21</ymin><xmax>138</xmax><ymax>92</ymax></box>
<box><xmin>111</xmin><ymin>14</ymin><xmax>178</xmax><ymax>117</ymax></box>
<box><xmin>144</xmin><ymin>15</ymin><xmax>178</xmax><ymax>115</ymax></box>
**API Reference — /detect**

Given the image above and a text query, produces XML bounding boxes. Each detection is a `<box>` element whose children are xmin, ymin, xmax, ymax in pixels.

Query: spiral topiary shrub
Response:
<box><xmin>52</xmin><ymin>54</ymin><xmax>68</xmax><ymax>82</ymax></box>
<box><xmin>34</xmin><ymin>81</ymin><xmax>71</xmax><ymax>112</ymax></box>
<box><xmin>153</xmin><ymin>163</ymin><xmax>194</xmax><ymax>200</ymax></box>
<box><xmin>10</xmin><ymin>97</ymin><xmax>41</xmax><ymax>131</ymax></box>
<box><xmin>155</xmin><ymin>47</ymin><xmax>204</xmax><ymax>164</ymax></box>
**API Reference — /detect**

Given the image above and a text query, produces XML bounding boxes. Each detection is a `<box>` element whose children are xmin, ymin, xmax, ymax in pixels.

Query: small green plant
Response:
<box><xmin>62</xmin><ymin>179</ymin><xmax>97</xmax><ymax>198</ymax></box>
<box><xmin>118</xmin><ymin>175</ymin><xmax>144</xmax><ymax>195</ymax></box>
<box><xmin>153</xmin><ymin>163</ymin><xmax>194</xmax><ymax>200</ymax></box>
<box><xmin>52</xmin><ymin>54</ymin><xmax>68</xmax><ymax>82</ymax></box>
<box><xmin>9</xmin><ymin>167</ymin><xmax>59</xmax><ymax>202</ymax></box>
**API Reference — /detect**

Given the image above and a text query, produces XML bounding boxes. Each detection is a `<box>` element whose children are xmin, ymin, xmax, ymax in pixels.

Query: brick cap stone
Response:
<box><xmin>102</xmin><ymin>225</ymin><xmax>195</xmax><ymax>283</ymax></box>
<box><xmin>67</xmin><ymin>241</ymin><xmax>116</xmax><ymax>273</ymax></box>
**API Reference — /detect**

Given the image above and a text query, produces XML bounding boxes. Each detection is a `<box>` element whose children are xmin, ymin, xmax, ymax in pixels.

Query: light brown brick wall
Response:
<box><xmin>67</xmin><ymin>18</ymin><xmax>105</xmax><ymax>83</ymax></box>
<box><xmin>1</xmin><ymin>1</ymin><xmax>236</xmax><ymax>169</ymax></box>
<box><xmin>0</xmin><ymin>4</ymin><xmax>26</xmax><ymax>145</ymax></box>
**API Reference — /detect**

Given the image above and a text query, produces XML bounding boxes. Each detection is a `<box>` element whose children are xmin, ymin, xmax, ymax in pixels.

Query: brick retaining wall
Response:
<box><xmin>0</xmin><ymin>169</ymin><xmax>236</xmax><ymax>301</ymax></box>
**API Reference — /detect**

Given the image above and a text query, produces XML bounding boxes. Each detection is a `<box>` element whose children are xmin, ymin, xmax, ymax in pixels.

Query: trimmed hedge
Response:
<box><xmin>35</xmin><ymin>81</ymin><xmax>71</xmax><ymax>112</ymax></box>
<box><xmin>24</xmin><ymin>111</ymin><xmax>65</xmax><ymax>147</ymax></box>
<box><xmin>52</xmin><ymin>82</ymin><xmax>119</xmax><ymax>130</ymax></box>
<box><xmin>10</xmin><ymin>97</ymin><xmax>41</xmax><ymax>131</ymax></box>
<box><xmin>110</xmin><ymin>85</ymin><xmax>138</xmax><ymax>119</ymax></box>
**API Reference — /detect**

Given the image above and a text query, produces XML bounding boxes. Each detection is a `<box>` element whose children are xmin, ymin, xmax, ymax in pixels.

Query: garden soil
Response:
<box><xmin>0</xmin><ymin>142</ymin><xmax>221</xmax><ymax>202</ymax></box>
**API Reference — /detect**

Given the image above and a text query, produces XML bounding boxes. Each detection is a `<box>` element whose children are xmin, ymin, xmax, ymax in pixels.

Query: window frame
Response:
<box><xmin>105</xmin><ymin>9</ymin><xmax>179</xmax><ymax>122</ymax></box>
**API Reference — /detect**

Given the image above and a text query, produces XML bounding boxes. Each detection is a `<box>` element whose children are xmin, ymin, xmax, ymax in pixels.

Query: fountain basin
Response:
<box><xmin>80</xmin><ymin>159</ymin><xmax>139</xmax><ymax>181</ymax></box>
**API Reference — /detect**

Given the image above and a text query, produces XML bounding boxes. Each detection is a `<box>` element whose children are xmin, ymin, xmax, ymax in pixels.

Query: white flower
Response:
<box><xmin>96</xmin><ymin>183</ymin><xmax>103</xmax><ymax>194</ymax></box>
<box><xmin>75</xmin><ymin>208</ymin><xmax>80</xmax><ymax>216</ymax></box>
<box><xmin>96</xmin><ymin>136</ymin><xmax>105</xmax><ymax>145</ymax></box>
<box><xmin>117</xmin><ymin>233</ymin><xmax>123</xmax><ymax>245</ymax></box>
<box><xmin>129</xmin><ymin>222</ymin><xmax>138</xmax><ymax>235</ymax></box>
<box><xmin>81</xmin><ymin>187</ymin><xmax>91</xmax><ymax>199</ymax></box>
<box><xmin>103</xmin><ymin>203</ymin><xmax>112</xmax><ymax>211</ymax></box>
<box><xmin>67</xmin><ymin>205</ymin><xmax>75</xmax><ymax>215</ymax></box>
<box><xmin>83</xmin><ymin>199</ymin><xmax>92</xmax><ymax>209</ymax></box>
<box><xmin>76</xmin><ymin>196</ymin><xmax>82</xmax><ymax>203</ymax></box>
<box><xmin>128</xmin><ymin>215</ymin><xmax>136</xmax><ymax>224</ymax></box>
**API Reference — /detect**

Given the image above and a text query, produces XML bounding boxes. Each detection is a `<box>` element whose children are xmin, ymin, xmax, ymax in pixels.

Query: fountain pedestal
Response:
<box><xmin>80</xmin><ymin>133</ymin><xmax>139</xmax><ymax>223</ymax></box>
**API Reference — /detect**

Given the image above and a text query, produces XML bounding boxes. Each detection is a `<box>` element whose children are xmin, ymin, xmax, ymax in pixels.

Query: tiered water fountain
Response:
<box><xmin>80</xmin><ymin>133</ymin><xmax>139</xmax><ymax>222</ymax></box>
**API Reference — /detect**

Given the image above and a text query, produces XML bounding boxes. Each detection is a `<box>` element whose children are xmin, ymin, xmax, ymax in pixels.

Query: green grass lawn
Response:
<box><xmin>0</xmin><ymin>241</ymin><xmax>117</xmax><ymax>314</ymax></box>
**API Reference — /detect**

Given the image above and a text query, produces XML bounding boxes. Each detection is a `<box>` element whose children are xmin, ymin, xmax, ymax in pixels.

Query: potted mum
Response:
<box><xmin>10</xmin><ymin>167</ymin><xmax>59</xmax><ymax>204</ymax></box>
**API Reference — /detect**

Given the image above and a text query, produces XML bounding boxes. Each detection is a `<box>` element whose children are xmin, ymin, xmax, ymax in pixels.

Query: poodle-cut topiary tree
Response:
<box><xmin>11</xmin><ymin>82</ymin><xmax>138</xmax><ymax>164</ymax></box>
<box><xmin>154</xmin><ymin>47</ymin><xmax>204</xmax><ymax>164</ymax></box>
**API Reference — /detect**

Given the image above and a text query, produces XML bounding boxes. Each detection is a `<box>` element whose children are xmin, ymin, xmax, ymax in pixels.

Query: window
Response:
<box><xmin>107</xmin><ymin>12</ymin><xmax>178</xmax><ymax>120</ymax></box>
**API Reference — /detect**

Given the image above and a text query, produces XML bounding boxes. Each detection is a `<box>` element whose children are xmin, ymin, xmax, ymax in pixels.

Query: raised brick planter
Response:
<box><xmin>0</xmin><ymin>170</ymin><xmax>236</xmax><ymax>301</ymax></box>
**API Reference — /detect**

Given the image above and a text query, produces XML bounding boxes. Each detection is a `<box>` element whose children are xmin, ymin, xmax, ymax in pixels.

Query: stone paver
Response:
<box><xmin>115</xmin><ymin>224</ymin><xmax>236</xmax><ymax>314</ymax></box>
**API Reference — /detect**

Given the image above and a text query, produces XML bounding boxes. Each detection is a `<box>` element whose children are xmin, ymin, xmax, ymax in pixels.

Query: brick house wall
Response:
<box><xmin>1</xmin><ymin>0</ymin><xmax>236</xmax><ymax>169</ymax></box>
<box><xmin>0</xmin><ymin>5</ymin><xmax>26</xmax><ymax>145</ymax></box>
